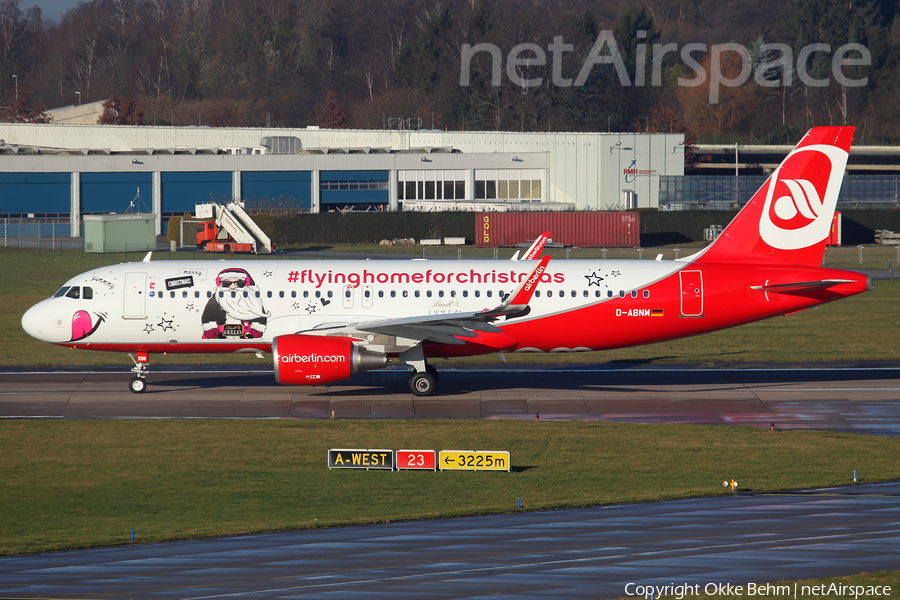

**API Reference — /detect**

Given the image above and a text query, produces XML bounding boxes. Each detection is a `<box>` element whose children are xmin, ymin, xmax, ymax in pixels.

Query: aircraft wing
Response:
<box><xmin>307</xmin><ymin>256</ymin><xmax>551</xmax><ymax>345</ymax></box>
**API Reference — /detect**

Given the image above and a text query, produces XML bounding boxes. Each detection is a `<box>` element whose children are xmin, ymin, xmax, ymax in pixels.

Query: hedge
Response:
<box><xmin>266</xmin><ymin>209</ymin><xmax>900</xmax><ymax>247</ymax></box>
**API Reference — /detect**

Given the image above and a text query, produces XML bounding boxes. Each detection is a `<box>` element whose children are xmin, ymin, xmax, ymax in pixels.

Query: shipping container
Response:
<box><xmin>476</xmin><ymin>212</ymin><xmax>640</xmax><ymax>248</ymax></box>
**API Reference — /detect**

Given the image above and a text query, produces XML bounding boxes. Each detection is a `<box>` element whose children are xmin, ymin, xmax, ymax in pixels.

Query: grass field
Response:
<box><xmin>3</xmin><ymin>244</ymin><xmax>899</xmax><ymax>367</ymax></box>
<box><xmin>2</xmin><ymin>419</ymin><xmax>899</xmax><ymax>556</ymax></box>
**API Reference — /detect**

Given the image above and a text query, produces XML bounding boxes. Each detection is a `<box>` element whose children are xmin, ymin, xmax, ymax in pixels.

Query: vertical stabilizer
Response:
<box><xmin>697</xmin><ymin>127</ymin><xmax>854</xmax><ymax>266</ymax></box>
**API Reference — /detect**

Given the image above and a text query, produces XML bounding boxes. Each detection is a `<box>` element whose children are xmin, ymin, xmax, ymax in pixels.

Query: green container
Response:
<box><xmin>83</xmin><ymin>213</ymin><xmax>156</xmax><ymax>253</ymax></box>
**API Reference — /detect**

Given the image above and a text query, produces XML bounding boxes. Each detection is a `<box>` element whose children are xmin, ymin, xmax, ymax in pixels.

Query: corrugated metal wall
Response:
<box><xmin>81</xmin><ymin>172</ymin><xmax>153</xmax><ymax>213</ymax></box>
<box><xmin>0</xmin><ymin>172</ymin><xmax>70</xmax><ymax>214</ymax></box>
<box><xmin>242</xmin><ymin>171</ymin><xmax>312</xmax><ymax>209</ymax></box>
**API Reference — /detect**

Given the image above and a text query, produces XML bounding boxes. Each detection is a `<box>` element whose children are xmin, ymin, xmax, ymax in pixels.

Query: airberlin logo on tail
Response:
<box><xmin>759</xmin><ymin>144</ymin><xmax>848</xmax><ymax>250</ymax></box>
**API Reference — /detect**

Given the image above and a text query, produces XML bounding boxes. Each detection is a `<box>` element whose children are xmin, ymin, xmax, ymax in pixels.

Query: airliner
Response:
<box><xmin>21</xmin><ymin>127</ymin><xmax>870</xmax><ymax>396</ymax></box>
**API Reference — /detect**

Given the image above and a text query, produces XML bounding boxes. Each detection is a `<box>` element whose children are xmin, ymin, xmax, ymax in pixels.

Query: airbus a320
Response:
<box><xmin>22</xmin><ymin>127</ymin><xmax>869</xmax><ymax>396</ymax></box>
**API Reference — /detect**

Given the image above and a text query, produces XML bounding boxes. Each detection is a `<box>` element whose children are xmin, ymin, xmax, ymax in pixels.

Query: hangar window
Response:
<box><xmin>397</xmin><ymin>170</ymin><xmax>466</xmax><ymax>201</ymax></box>
<box><xmin>475</xmin><ymin>169</ymin><xmax>544</xmax><ymax>202</ymax></box>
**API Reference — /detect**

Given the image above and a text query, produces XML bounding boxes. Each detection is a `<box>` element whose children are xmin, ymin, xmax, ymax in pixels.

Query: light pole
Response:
<box><xmin>75</xmin><ymin>91</ymin><xmax>81</xmax><ymax>105</ymax></box>
<box><xmin>12</xmin><ymin>74</ymin><xmax>17</xmax><ymax>103</ymax></box>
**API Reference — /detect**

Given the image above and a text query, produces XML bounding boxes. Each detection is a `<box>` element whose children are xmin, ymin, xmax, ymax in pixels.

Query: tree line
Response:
<box><xmin>1</xmin><ymin>0</ymin><xmax>898</xmax><ymax>145</ymax></box>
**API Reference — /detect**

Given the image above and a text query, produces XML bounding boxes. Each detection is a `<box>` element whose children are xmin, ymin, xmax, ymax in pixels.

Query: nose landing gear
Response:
<box><xmin>128</xmin><ymin>352</ymin><xmax>150</xmax><ymax>394</ymax></box>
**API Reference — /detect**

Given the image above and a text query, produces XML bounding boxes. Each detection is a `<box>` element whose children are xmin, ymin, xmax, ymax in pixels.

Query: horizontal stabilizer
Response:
<box><xmin>750</xmin><ymin>279</ymin><xmax>855</xmax><ymax>293</ymax></box>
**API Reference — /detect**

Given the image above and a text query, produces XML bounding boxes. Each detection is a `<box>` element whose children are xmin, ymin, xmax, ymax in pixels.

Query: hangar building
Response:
<box><xmin>0</xmin><ymin>124</ymin><xmax>684</xmax><ymax>236</ymax></box>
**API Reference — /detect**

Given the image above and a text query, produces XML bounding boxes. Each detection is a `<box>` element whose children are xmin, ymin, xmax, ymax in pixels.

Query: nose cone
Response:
<box><xmin>21</xmin><ymin>299</ymin><xmax>69</xmax><ymax>344</ymax></box>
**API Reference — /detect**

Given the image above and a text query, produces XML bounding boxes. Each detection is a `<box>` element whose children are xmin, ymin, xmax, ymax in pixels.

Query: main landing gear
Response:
<box><xmin>401</xmin><ymin>346</ymin><xmax>439</xmax><ymax>397</ymax></box>
<box><xmin>128</xmin><ymin>352</ymin><xmax>150</xmax><ymax>394</ymax></box>
<box><xmin>409</xmin><ymin>364</ymin><xmax>439</xmax><ymax>397</ymax></box>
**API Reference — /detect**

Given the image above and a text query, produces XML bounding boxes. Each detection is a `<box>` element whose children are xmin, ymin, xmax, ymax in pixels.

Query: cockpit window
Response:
<box><xmin>83</xmin><ymin>287</ymin><xmax>93</xmax><ymax>300</ymax></box>
<box><xmin>65</xmin><ymin>287</ymin><xmax>81</xmax><ymax>299</ymax></box>
<box><xmin>54</xmin><ymin>286</ymin><xmax>70</xmax><ymax>298</ymax></box>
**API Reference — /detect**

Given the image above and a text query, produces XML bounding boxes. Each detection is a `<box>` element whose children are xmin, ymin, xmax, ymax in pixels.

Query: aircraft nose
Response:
<box><xmin>21</xmin><ymin>300</ymin><xmax>66</xmax><ymax>344</ymax></box>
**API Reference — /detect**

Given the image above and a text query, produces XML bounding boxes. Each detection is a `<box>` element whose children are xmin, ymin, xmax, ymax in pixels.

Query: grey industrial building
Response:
<box><xmin>0</xmin><ymin>124</ymin><xmax>685</xmax><ymax>236</ymax></box>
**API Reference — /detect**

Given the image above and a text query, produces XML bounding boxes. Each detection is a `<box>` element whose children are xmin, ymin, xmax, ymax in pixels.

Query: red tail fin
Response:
<box><xmin>697</xmin><ymin>127</ymin><xmax>854</xmax><ymax>266</ymax></box>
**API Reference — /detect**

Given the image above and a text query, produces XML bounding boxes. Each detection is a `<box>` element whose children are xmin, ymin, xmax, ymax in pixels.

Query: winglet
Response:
<box><xmin>142</xmin><ymin>252</ymin><xmax>153</xmax><ymax>262</ymax></box>
<box><xmin>521</xmin><ymin>232</ymin><xmax>551</xmax><ymax>260</ymax></box>
<box><xmin>487</xmin><ymin>255</ymin><xmax>550</xmax><ymax>318</ymax></box>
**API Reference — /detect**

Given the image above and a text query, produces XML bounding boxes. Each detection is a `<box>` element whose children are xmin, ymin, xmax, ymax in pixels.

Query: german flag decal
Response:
<box><xmin>651</xmin><ymin>309</ymin><xmax>664</xmax><ymax>317</ymax></box>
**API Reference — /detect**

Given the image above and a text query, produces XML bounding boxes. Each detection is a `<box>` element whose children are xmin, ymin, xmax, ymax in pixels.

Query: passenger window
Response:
<box><xmin>279</xmin><ymin>291</ymin><xmax>284</xmax><ymax>298</ymax></box>
<box><xmin>487</xmin><ymin>291</ymin><xmax>492</xmax><ymax>298</ymax></box>
<box><xmin>303</xmin><ymin>291</ymin><xmax>309</xmax><ymax>298</ymax></box>
<box><xmin>450</xmin><ymin>290</ymin><xmax>456</xmax><ymax>298</ymax></box>
<box><xmin>607</xmin><ymin>291</ymin><xmax>613</xmax><ymax>298</ymax></box>
<box><xmin>170</xmin><ymin>291</ymin><xmax>176</xmax><ymax>298</ymax></box>
<box><xmin>571</xmin><ymin>290</ymin><xmax>576</xmax><ymax>298</ymax></box>
<box><xmin>315</xmin><ymin>291</ymin><xmax>320</xmax><ymax>298</ymax></box>
<box><xmin>619</xmin><ymin>290</ymin><xmax>625</xmax><ymax>298</ymax></box>
<box><xmin>242</xmin><ymin>291</ymin><xmax>248</xmax><ymax>298</ymax></box>
<box><xmin>267</xmin><ymin>291</ymin><xmax>272</xmax><ymax>298</ymax></box>
<box><xmin>219</xmin><ymin>291</ymin><xmax>224</xmax><ymax>298</ymax></box>
<box><xmin>535</xmin><ymin>291</ymin><xmax>541</xmax><ymax>298</ymax></box>
<box><xmin>196</xmin><ymin>291</ymin><xmax>201</xmax><ymax>298</ymax></box>
<box><xmin>65</xmin><ymin>287</ymin><xmax>80</xmax><ymax>299</ymax></box>
<box><xmin>345</xmin><ymin>290</ymin><xmax>351</xmax><ymax>298</ymax></box>
<box><xmin>402</xmin><ymin>290</ymin><xmax>408</xmax><ymax>298</ymax></box>
<box><xmin>327</xmin><ymin>291</ymin><xmax>333</xmax><ymax>298</ymax></box>
<box><xmin>390</xmin><ymin>291</ymin><xmax>395</xmax><ymax>298</ymax></box>
<box><xmin>230</xmin><ymin>291</ymin><xmax>236</xmax><ymax>298</ymax></box>
<box><xmin>547</xmin><ymin>290</ymin><xmax>553</xmax><ymax>298</ymax></box>
<box><xmin>643</xmin><ymin>290</ymin><xmax>650</xmax><ymax>298</ymax></box>
<box><xmin>183</xmin><ymin>291</ymin><xmax>188</xmax><ymax>298</ymax></box>
<box><xmin>439</xmin><ymin>291</ymin><xmax>444</xmax><ymax>298</ymax></box>
<box><xmin>631</xmin><ymin>290</ymin><xmax>638</xmax><ymax>298</ymax></box>
<box><xmin>415</xmin><ymin>290</ymin><xmax>420</xmax><ymax>298</ymax></box>
<box><xmin>583</xmin><ymin>290</ymin><xmax>588</xmax><ymax>298</ymax></box>
<box><xmin>83</xmin><ymin>287</ymin><xmax>93</xmax><ymax>300</ymax></box>
<box><xmin>475</xmin><ymin>290</ymin><xmax>480</xmax><ymax>298</ymax></box>
<box><xmin>427</xmin><ymin>290</ymin><xmax>432</xmax><ymax>298</ymax></box>
<box><xmin>462</xmin><ymin>290</ymin><xmax>468</xmax><ymax>298</ymax></box>
<box><xmin>365</xmin><ymin>290</ymin><xmax>371</xmax><ymax>298</ymax></box>
<box><xmin>291</xmin><ymin>291</ymin><xmax>297</xmax><ymax>298</ymax></box>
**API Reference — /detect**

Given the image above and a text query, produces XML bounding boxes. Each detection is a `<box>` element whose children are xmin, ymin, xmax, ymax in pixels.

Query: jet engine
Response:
<box><xmin>273</xmin><ymin>334</ymin><xmax>386</xmax><ymax>385</ymax></box>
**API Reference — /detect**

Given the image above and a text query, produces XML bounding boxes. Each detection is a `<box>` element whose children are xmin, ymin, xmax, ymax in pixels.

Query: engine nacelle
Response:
<box><xmin>273</xmin><ymin>334</ymin><xmax>387</xmax><ymax>385</ymax></box>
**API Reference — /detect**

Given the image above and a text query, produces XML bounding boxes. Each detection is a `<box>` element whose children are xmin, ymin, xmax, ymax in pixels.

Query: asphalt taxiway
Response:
<box><xmin>2</xmin><ymin>362</ymin><xmax>900</xmax><ymax>435</ymax></box>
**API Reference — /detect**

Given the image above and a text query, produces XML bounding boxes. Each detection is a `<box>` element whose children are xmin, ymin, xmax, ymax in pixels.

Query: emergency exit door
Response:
<box><xmin>679</xmin><ymin>270</ymin><xmax>704</xmax><ymax>317</ymax></box>
<box><xmin>123</xmin><ymin>272</ymin><xmax>147</xmax><ymax>318</ymax></box>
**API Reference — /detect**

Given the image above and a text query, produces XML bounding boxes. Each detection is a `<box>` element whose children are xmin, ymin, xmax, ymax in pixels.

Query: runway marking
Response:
<box><xmin>183</xmin><ymin>527</ymin><xmax>900</xmax><ymax>599</ymax></box>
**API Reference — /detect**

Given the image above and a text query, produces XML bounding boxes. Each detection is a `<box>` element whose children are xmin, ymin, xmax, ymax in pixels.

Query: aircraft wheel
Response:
<box><xmin>410</xmin><ymin>371</ymin><xmax>436</xmax><ymax>397</ymax></box>
<box><xmin>425</xmin><ymin>364</ymin><xmax>439</xmax><ymax>382</ymax></box>
<box><xmin>129</xmin><ymin>377</ymin><xmax>147</xmax><ymax>394</ymax></box>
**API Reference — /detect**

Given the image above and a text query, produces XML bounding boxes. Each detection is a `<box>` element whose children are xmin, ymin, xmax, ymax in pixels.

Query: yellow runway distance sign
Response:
<box><xmin>438</xmin><ymin>450</ymin><xmax>510</xmax><ymax>472</ymax></box>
